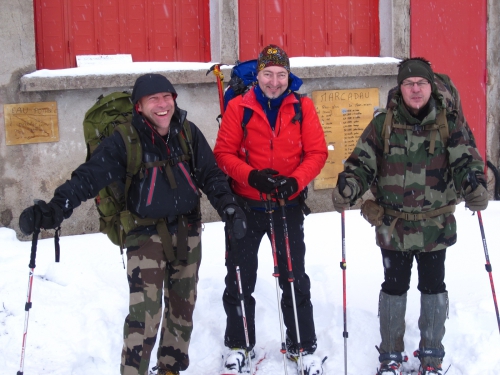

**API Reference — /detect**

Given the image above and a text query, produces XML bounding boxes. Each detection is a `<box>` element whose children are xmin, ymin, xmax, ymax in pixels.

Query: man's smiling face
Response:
<box><xmin>137</xmin><ymin>92</ymin><xmax>175</xmax><ymax>135</ymax></box>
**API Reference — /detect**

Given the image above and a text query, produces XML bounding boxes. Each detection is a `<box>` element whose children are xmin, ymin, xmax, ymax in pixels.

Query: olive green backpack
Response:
<box><xmin>83</xmin><ymin>91</ymin><xmax>192</xmax><ymax>251</ymax></box>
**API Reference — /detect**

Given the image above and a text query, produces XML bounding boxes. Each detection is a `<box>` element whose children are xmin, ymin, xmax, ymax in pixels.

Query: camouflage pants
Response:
<box><xmin>120</xmin><ymin>222</ymin><xmax>202</xmax><ymax>375</ymax></box>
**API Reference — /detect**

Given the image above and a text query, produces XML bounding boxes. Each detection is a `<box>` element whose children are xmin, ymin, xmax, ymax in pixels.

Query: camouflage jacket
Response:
<box><xmin>343</xmin><ymin>90</ymin><xmax>484</xmax><ymax>252</ymax></box>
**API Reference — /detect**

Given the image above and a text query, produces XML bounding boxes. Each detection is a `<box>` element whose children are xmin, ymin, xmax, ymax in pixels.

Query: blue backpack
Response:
<box><xmin>224</xmin><ymin>59</ymin><xmax>304</xmax><ymax>128</ymax></box>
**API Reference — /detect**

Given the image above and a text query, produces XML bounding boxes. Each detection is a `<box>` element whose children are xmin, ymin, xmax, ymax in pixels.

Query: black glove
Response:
<box><xmin>248</xmin><ymin>169</ymin><xmax>279</xmax><ymax>193</ymax></box>
<box><xmin>274</xmin><ymin>176</ymin><xmax>298</xmax><ymax>200</ymax></box>
<box><xmin>221</xmin><ymin>205</ymin><xmax>247</xmax><ymax>239</ymax></box>
<box><xmin>19</xmin><ymin>200</ymin><xmax>64</xmax><ymax>236</ymax></box>
<box><xmin>216</xmin><ymin>195</ymin><xmax>247</xmax><ymax>240</ymax></box>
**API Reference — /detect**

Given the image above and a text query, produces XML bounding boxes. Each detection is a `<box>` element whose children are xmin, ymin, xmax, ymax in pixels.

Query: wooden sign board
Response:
<box><xmin>4</xmin><ymin>102</ymin><xmax>59</xmax><ymax>145</ymax></box>
<box><xmin>312</xmin><ymin>88</ymin><xmax>379</xmax><ymax>189</ymax></box>
<box><xmin>76</xmin><ymin>54</ymin><xmax>132</xmax><ymax>67</ymax></box>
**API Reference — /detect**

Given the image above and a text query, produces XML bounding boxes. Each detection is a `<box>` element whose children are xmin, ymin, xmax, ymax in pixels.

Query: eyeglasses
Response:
<box><xmin>401</xmin><ymin>80</ymin><xmax>430</xmax><ymax>88</ymax></box>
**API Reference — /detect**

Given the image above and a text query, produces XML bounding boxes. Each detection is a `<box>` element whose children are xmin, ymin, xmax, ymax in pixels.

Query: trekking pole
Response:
<box><xmin>265</xmin><ymin>195</ymin><xmax>289</xmax><ymax>375</ymax></box>
<box><xmin>338</xmin><ymin>173</ymin><xmax>348</xmax><ymax>375</ymax></box>
<box><xmin>476</xmin><ymin>210</ymin><xmax>500</xmax><ymax>333</ymax></box>
<box><xmin>226</xmin><ymin>208</ymin><xmax>254</xmax><ymax>373</ymax></box>
<box><xmin>468</xmin><ymin>170</ymin><xmax>500</xmax><ymax>333</ymax></box>
<box><xmin>341</xmin><ymin>209</ymin><xmax>348</xmax><ymax>374</ymax></box>
<box><xmin>206</xmin><ymin>64</ymin><xmax>226</xmax><ymax>118</ymax></box>
<box><xmin>17</xmin><ymin>206</ymin><xmax>42</xmax><ymax>375</ymax></box>
<box><xmin>278</xmin><ymin>198</ymin><xmax>305</xmax><ymax>375</ymax></box>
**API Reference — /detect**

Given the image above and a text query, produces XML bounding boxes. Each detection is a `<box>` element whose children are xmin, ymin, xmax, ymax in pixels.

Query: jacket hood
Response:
<box><xmin>288</xmin><ymin>72</ymin><xmax>303</xmax><ymax>92</ymax></box>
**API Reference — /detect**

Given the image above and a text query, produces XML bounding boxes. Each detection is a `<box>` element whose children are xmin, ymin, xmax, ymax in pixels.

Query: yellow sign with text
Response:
<box><xmin>4</xmin><ymin>102</ymin><xmax>59</xmax><ymax>145</ymax></box>
<box><xmin>312</xmin><ymin>88</ymin><xmax>379</xmax><ymax>189</ymax></box>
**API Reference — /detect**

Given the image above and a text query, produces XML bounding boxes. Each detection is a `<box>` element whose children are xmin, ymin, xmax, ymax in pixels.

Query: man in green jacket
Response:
<box><xmin>332</xmin><ymin>58</ymin><xmax>488</xmax><ymax>375</ymax></box>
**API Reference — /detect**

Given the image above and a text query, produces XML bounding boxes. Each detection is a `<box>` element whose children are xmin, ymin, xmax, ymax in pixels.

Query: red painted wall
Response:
<box><xmin>410</xmin><ymin>0</ymin><xmax>487</xmax><ymax>160</ymax></box>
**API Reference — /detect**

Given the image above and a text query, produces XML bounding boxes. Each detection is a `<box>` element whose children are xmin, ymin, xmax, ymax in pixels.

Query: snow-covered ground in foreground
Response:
<box><xmin>1</xmin><ymin>202</ymin><xmax>500</xmax><ymax>375</ymax></box>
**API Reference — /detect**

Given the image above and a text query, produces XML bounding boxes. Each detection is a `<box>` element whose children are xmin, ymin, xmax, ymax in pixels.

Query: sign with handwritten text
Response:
<box><xmin>4</xmin><ymin>102</ymin><xmax>59</xmax><ymax>145</ymax></box>
<box><xmin>312</xmin><ymin>88</ymin><xmax>379</xmax><ymax>189</ymax></box>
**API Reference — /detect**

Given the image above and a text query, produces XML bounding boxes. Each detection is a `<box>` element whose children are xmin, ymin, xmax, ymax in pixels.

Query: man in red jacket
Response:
<box><xmin>214</xmin><ymin>45</ymin><xmax>328</xmax><ymax>374</ymax></box>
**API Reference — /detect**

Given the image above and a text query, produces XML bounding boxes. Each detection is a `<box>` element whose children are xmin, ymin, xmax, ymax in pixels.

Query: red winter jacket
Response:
<box><xmin>214</xmin><ymin>87</ymin><xmax>328</xmax><ymax>201</ymax></box>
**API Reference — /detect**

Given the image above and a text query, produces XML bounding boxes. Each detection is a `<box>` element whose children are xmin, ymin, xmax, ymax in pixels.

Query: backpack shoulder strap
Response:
<box><xmin>114</xmin><ymin>123</ymin><xmax>142</xmax><ymax>209</ymax></box>
<box><xmin>436</xmin><ymin>109</ymin><xmax>449</xmax><ymax>145</ymax></box>
<box><xmin>178</xmin><ymin>118</ymin><xmax>192</xmax><ymax>156</ymax></box>
<box><xmin>242</xmin><ymin>107</ymin><xmax>254</xmax><ymax>130</ymax></box>
<box><xmin>178</xmin><ymin>118</ymin><xmax>201</xmax><ymax>186</ymax></box>
<box><xmin>291</xmin><ymin>92</ymin><xmax>304</xmax><ymax>127</ymax></box>
<box><xmin>381</xmin><ymin>108</ymin><xmax>394</xmax><ymax>154</ymax></box>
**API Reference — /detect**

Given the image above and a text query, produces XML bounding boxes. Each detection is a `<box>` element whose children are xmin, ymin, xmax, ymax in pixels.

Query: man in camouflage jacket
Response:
<box><xmin>331</xmin><ymin>58</ymin><xmax>488</xmax><ymax>375</ymax></box>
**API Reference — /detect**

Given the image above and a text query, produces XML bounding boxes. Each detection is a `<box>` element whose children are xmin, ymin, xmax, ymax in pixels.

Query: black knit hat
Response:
<box><xmin>131</xmin><ymin>73</ymin><xmax>177</xmax><ymax>104</ymax></box>
<box><xmin>397</xmin><ymin>58</ymin><xmax>434</xmax><ymax>85</ymax></box>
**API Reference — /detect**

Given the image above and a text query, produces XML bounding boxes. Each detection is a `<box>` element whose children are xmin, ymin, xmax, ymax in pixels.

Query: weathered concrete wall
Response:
<box><xmin>487</xmin><ymin>0</ymin><xmax>500</xmax><ymax>175</ymax></box>
<box><xmin>0</xmin><ymin>0</ymin><xmax>36</xmax><ymax>230</ymax></box>
<box><xmin>392</xmin><ymin>0</ymin><xmax>411</xmax><ymax>59</ymax></box>
<box><xmin>0</xmin><ymin>0</ymin><xmax>35</xmax><ymax>86</ymax></box>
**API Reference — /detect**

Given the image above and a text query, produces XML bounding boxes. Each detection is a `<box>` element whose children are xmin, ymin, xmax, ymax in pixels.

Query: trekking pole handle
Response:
<box><xmin>338</xmin><ymin>173</ymin><xmax>347</xmax><ymax>198</ymax></box>
<box><xmin>28</xmin><ymin>202</ymin><xmax>43</xmax><ymax>269</ymax></box>
<box><xmin>225</xmin><ymin>207</ymin><xmax>239</xmax><ymax>256</ymax></box>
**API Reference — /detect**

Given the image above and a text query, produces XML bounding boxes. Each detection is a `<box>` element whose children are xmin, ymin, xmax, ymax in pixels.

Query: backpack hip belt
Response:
<box><xmin>384</xmin><ymin>205</ymin><xmax>455</xmax><ymax>239</ymax></box>
<box><xmin>120</xmin><ymin>210</ymin><xmax>190</xmax><ymax>262</ymax></box>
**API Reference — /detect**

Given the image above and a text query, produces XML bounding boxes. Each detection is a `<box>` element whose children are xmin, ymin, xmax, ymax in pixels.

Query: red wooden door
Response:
<box><xmin>238</xmin><ymin>0</ymin><xmax>379</xmax><ymax>61</ymax></box>
<box><xmin>34</xmin><ymin>0</ymin><xmax>210</xmax><ymax>69</ymax></box>
<box><xmin>410</xmin><ymin>1</ymin><xmax>487</xmax><ymax>160</ymax></box>
<box><xmin>34</xmin><ymin>0</ymin><xmax>69</xmax><ymax>69</ymax></box>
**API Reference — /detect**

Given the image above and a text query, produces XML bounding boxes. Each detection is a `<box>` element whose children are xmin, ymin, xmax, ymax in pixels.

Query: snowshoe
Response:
<box><xmin>150</xmin><ymin>366</ymin><xmax>179</xmax><ymax>375</ymax></box>
<box><xmin>376</xmin><ymin>360</ymin><xmax>403</xmax><ymax>375</ymax></box>
<box><xmin>220</xmin><ymin>348</ymin><xmax>255</xmax><ymax>374</ymax></box>
<box><xmin>286</xmin><ymin>352</ymin><xmax>327</xmax><ymax>375</ymax></box>
<box><xmin>418</xmin><ymin>365</ymin><xmax>443</xmax><ymax>375</ymax></box>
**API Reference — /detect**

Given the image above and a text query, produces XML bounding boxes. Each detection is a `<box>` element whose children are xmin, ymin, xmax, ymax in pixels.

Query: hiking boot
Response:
<box><xmin>221</xmin><ymin>348</ymin><xmax>255</xmax><ymax>374</ymax></box>
<box><xmin>376</xmin><ymin>360</ymin><xmax>402</xmax><ymax>375</ymax></box>
<box><xmin>286</xmin><ymin>352</ymin><xmax>326</xmax><ymax>375</ymax></box>
<box><xmin>418</xmin><ymin>365</ymin><xmax>443</xmax><ymax>375</ymax></box>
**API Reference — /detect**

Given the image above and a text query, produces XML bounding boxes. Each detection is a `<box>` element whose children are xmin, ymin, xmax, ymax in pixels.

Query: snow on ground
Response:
<box><xmin>1</xmin><ymin>202</ymin><xmax>500</xmax><ymax>375</ymax></box>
